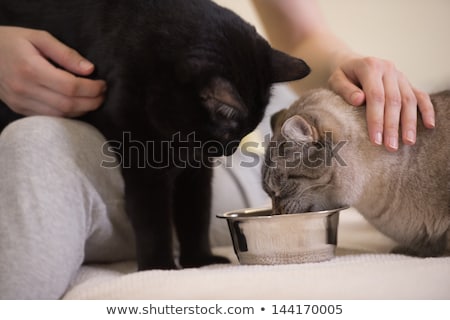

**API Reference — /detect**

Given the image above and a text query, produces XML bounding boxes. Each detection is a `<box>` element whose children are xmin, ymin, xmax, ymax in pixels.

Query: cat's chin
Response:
<box><xmin>273</xmin><ymin>203</ymin><xmax>347</xmax><ymax>215</ymax></box>
<box><xmin>272</xmin><ymin>202</ymin><xmax>316</xmax><ymax>215</ymax></box>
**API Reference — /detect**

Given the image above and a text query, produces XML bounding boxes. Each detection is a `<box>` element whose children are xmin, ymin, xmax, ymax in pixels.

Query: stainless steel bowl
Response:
<box><xmin>217</xmin><ymin>207</ymin><xmax>348</xmax><ymax>265</ymax></box>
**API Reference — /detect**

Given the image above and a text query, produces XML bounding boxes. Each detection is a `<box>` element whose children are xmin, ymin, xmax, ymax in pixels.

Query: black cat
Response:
<box><xmin>0</xmin><ymin>0</ymin><xmax>310</xmax><ymax>270</ymax></box>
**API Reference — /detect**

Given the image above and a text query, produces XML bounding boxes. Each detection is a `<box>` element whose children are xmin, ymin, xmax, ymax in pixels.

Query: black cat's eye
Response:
<box><xmin>217</xmin><ymin>103</ymin><xmax>238</xmax><ymax>120</ymax></box>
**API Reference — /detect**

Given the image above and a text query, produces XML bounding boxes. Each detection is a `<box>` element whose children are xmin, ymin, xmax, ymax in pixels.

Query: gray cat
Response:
<box><xmin>262</xmin><ymin>88</ymin><xmax>450</xmax><ymax>257</ymax></box>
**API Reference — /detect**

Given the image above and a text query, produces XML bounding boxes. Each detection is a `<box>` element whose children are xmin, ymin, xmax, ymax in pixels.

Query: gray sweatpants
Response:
<box><xmin>0</xmin><ymin>116</ymin><xmax>268</xmax><ymax>299</ymax></box>
<box><xmin>0</xmin><ymin>116</ymin><xmax>136</xmax><ymax>299</ymax></box>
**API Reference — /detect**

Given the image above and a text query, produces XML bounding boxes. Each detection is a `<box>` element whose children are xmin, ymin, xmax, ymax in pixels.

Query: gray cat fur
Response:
<box><xmin>263</xmin><ymin>88</ymin><xmax>450</xmax><ymax>257</ymax></box>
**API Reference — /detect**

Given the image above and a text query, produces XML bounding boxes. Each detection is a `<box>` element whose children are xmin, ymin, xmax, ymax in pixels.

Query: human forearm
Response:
<box><xmin>252</xmin><ymin>0</ymin><xmax>434</xmax><ymax>151</ymax></box>
<box><xmin>252</xmin><ymin>0</ymin><xmax>350</xmax><ymax>93</ymax></box>
<box><xmin>281</xmin><ymin>32</ymin><xmax>355</xmax><ymax>94</ymax></box>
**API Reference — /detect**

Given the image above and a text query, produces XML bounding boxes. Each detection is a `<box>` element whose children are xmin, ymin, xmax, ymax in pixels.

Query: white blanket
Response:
<box><xmin>64</xmin><ymin>208</ymin><xmax>450</xmax><ymax>300</ymax></box>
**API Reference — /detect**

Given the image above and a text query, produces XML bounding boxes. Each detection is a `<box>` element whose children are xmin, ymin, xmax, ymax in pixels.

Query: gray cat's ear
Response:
<box><xmin>270</xmin><ymin>109</ymin><xmax>287</xmax><ymax>132</ymax></box>
<box><xmin>281</xmin><ymin>115</ymin><xmax>318</xmax><ymax>143</ymax></box>
<box><xmin>200</xmin><ymin>77</ymin><xmax>247</xmax><ymax>121</ymax></box>
<box><xmin>270</xmin><ymin>49</ymin><xmax>311</xmax><ymax>83</ymax></box>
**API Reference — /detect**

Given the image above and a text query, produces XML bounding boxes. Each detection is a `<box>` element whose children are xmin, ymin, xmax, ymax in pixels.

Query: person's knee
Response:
<box><xmin>0</xmin><ymin>116</ymin><xmax>112</xmax><ymax>171</ymax></box>
<box><xmin>1</xmin><ymin>116</ymin><xmax>100</xmax><ymax>149</ymax></box>
<box><xmin>2</xmin><ymin>116</ymin><xmax>59</xmax><ymax>138</ymax></box>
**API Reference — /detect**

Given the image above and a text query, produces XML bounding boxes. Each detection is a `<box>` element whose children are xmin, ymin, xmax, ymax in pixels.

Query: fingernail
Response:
<box><xmin>374</xmin><ymin>132</ymin><xmax>383</xmax><ymax>145</ymax></box>
<box><xmin>350</xmin><ymin>91</ymin><xmax>363</xmax><ymax>105</ymax></box>
<box><xmin>388</xmin><ymin>136</ymin><xmax>398</xmax><ymax>150</ymax></box>
<box><xmin>79</xmin><ymin>59</ymin><xmax>94</xmax><ymax>71</ymax></box>
<box><xmin>406</xmin><ymin>130</ymin><xmax>416</xmax><ymax>144</ymax></box>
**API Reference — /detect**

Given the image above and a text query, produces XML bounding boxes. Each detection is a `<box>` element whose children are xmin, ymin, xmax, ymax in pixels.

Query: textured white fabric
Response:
<box><xmin>64</xmin><ymin>208</ymin><xmax>450</xmax><ymax>300</ymax></box>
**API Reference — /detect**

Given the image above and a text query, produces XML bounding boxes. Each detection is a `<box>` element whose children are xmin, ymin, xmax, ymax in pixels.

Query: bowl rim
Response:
<box><xmin>216</xmin><ymin>206</ymin><xmax>349</xmax><ymax>220</ymax></box>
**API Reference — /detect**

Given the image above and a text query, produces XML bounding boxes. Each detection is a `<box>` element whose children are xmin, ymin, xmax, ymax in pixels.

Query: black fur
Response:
<box><xmin>0</xmin><ymin>0</ymin><xmax>310</xmax><ymax>269</ymax></box>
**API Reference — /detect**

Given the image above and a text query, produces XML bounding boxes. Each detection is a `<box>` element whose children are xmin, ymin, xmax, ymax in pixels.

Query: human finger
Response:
<box><xmin>28</xmin><ymin>30</ymin><xmax>95</xmax><ymax>76</ymax></box>
<box><xmin>353</xmin><ymin>60</ymin><xmax>386</xmax><ymax>146</ymax></box>
<box><xmin>30</xmin><ymin>83</ymin><xmax>105</xmax><ymax>115</ymax></box>
<box><xmin>381</xmin><ymin>70</ymin><xmax>402</xmax><ymax>151</ymax></box>
<box><xmin>6</xmin><ymin>75</ymin><xmax>104</xmax><ymax>117</ymax></box>
<box><xmin>414</xmin><ymin>87</ymin><xmax>435</xmax><ymax>129</ymax></box>
<box><xmin>31</xmin><ymin>55</ymin><xmax>106</xmax><ymax>99</ymax></box>
<box><xmin>396</xmin><ymin>76</ymin><xmax>418</xmax><ymax>145</ymax></box>
<box><xmin>328</xmin><ymin>68</ymin><xmax>366</xmax><ymax>106</ymax></box>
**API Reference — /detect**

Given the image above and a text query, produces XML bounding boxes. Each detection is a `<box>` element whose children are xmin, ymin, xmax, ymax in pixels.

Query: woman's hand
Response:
<box><xmin>0</xmin><ymin>26</ymin><xmax>106</xmax><ymax>117</ymax></box>
<box><xmin>328</xmin><ymin>55</ymin><xmax>435</xmax><ymax>151</ymax></box>
<box><xmin>252</xmin><ymin>0</ymin><xmax>435</xmax><ymax>151</ymax></box>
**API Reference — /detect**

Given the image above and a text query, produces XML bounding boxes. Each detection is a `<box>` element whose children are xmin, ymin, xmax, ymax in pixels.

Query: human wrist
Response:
<box><xmin>284</xmin><ymin>32</ymin><xmax>352</xmax><ymax>93</ymax></box>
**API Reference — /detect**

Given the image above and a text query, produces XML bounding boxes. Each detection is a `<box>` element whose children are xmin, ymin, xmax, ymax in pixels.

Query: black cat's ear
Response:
<box><xmin>200</xmin><ymin>77</ymin><xmax>247</xmax><ymax>123</ymax></box>
<box><xmin>270</xmin><ymin>109</ymin><xmax>287</xmax><ymax>132</ymax></box>
<box><xmin>270</xmin><ymin>49</ymin><xmax>311</xmax><ymax>83</ymax></box>
<box><xmin>281</xmin><ymin>115</ymin><xmax>318</xmax><ymax>143</ymax></box>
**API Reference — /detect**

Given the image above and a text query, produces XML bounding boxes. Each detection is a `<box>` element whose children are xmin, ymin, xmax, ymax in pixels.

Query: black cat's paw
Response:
<box><xmin>180</xmin><ymin>254</ymin><xmax>230</xmax><ymax>268</ymax></box>
<box><xmin>137</xmin><ymin>258</ymin><xmax>179</xmax><ymax>271</ymax></box>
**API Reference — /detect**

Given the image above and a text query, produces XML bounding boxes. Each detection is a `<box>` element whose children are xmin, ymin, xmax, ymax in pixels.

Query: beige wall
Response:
<box><xmin>214</xmin><ymin>0</ymin><xmax>450</xmax><ymax>93</ymax></box>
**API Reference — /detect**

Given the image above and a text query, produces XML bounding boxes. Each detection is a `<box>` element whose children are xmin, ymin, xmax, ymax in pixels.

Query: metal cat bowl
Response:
<box><xmin>217</xmin><ymin>207</ymin><xmax>348</xmax><ymax>265</ymax></box>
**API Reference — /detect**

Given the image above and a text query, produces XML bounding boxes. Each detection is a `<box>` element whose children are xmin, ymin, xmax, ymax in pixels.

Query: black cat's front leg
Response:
<box><xmin>173</xmin><ymin>166</ymin><xmax>230</xmax><ymax>268</ymax></box>
<box><xmin>123</xmin><ymin>168</ymin><xmax>177</xmax><ymax>270</ymax></box>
